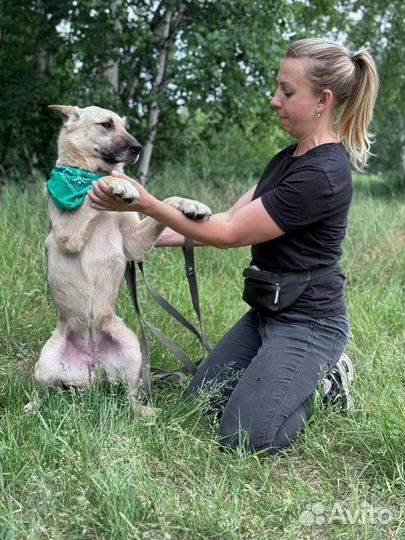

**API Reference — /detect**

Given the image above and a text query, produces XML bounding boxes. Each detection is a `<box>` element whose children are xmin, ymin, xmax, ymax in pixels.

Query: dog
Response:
<box><xmin>33</xmin><ymin>105</ymin><xmax>211</xmax><ymax>400</ymax></box>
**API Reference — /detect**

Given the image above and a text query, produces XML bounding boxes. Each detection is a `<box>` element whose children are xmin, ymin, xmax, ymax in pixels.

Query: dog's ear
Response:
<box><xmin>49</xmin><ymin>105</ymin><xmax>81</xmax><ymax>126</ymax></box>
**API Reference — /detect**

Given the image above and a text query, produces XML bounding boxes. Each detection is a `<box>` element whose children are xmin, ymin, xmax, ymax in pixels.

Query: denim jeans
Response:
<box><xmin>185</xmin><ymin>309</ymin><xmax>350</xmax><ymax>455</ymax></box>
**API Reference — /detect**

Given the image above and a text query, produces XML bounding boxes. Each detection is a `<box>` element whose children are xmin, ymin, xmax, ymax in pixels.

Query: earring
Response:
<box><xmin>314</xmin><ymin>111</ymin><xmax>321</xmax><ymax>118</ymax></box>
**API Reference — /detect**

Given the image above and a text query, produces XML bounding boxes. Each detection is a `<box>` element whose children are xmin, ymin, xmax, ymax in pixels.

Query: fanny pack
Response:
<box><xmin>242</xmin><ymin>264</ymin><xmax>338</xmax><ymax>316</ymax></box>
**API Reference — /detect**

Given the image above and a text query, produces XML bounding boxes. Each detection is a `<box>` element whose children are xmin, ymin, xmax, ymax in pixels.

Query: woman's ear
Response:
<box><xmin>317</xmin><ymin>89</ymin><xmax>334</xmax><ymax>112</ymax></box>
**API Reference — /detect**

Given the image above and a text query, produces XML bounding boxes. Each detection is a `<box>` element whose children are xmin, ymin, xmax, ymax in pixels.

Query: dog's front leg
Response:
<box><xmin>120</xmin><ymin>197</ymin><xmax>212</xmax><ymax>261</ymax></box>
<box><xmin>120</xmin><ymin>214</ymin><xmax>166</xmax><ymax>262</ymax></box>
<box><xmin>49</xmin><ymin>196</ymin><xmax>100</xmax><ymax>253</ymax></box>
<box><xmin>163</xmin><ymin>197</ymin><xmax>212</xmax><ymax>221</ymax></box>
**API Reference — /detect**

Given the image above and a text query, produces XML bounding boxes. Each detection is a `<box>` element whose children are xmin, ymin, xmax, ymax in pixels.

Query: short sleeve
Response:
<box><xmin>261</xmin><ymin>166</ymin><xmax>333</xmax><ymax>233</ymax></box>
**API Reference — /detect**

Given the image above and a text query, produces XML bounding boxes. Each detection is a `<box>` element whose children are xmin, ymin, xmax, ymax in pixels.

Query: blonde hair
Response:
<box><xmin>286</xmin><ymin>38</ymin><xmax>379</xmax><ymax>171</ymax></box>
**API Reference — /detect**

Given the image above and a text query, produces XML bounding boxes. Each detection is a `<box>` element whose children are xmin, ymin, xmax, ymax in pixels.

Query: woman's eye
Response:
<box><xmin>284</xmin><ymin>92</ymin><xmax>293</xmax><ymax>98</ymax></box>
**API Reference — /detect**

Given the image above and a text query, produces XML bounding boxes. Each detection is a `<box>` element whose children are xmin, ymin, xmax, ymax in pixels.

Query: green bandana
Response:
<box><xmin>47</xmin><ymin>166</ymin><xmax>105</xmax><ymax>210</ymax></box>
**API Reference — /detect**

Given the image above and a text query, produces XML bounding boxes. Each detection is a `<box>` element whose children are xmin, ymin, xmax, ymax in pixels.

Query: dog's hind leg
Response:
<box><xmin>34</xmin><ymin>328</ymin><xmax>94</xmax><ymax>389</ymax></box>
<box><xmin>98</xmin><ymin>317</ymin><xmax>143</xmax><ymax>396</ymax></box>
<box><xmin>34</xmin><ymin>330</ymin><xmax>68</xmax><ymax>387</ymax></box>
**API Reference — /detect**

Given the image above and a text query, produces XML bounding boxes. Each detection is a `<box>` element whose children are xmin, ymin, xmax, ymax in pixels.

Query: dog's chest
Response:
<box><xmin>79</xmin><ymin>214</ymin><xmax>127</xmax><ymax>275</ymax></box>
<box><xmin>48</xmin><ymin>213</ymin><xmax>127</xmax><ymax>278</ymax></box>
<box><xmin>90</xmin><ymin>213</ymin><xmax>123</xmax><ymax>248</ymax></box>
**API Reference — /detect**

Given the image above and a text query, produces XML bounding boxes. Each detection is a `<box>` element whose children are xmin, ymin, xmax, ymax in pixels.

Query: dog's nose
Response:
<box><xmin>130</xmin><ymin>141</ymin><xmax>142</xmax><ymax>154</ymax></box>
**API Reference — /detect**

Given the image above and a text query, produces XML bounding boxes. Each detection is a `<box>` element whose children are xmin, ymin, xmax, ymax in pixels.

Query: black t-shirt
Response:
<box><xmin>251</xmin><ymin>142</ymin><xmax>353</xmax><ymax>316</ymax></box>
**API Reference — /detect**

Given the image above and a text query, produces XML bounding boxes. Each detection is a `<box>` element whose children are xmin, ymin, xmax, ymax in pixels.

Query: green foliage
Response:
<box><xmin>0</xmin><ymin>1</ymin><xmax>67</xmax><ymax>177</ymax></box>
<box><xmin>0</xmin><ymin>0</ymin><xmax>403</xmax><ymax>186</ymax></box>
<box><xmin>347</xmin><ymin>0</ymin><xmax>405</xmax><ymax>186</ymax></box>
<box><xmin>0</xmin><ymin>0</ymin><xmax>293</xmax><ymax>179</ymax></box>
<box><xmin>149</xmin><ymin>111</ymin><xmax>292</xmax><ymax>190</ymax></box>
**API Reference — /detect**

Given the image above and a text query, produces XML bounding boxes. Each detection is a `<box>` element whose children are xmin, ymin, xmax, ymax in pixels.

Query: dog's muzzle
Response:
<box><xmin>98</xmin><ymin>140</ymin><xmax>142</xmax><ymax>164</ymax></box>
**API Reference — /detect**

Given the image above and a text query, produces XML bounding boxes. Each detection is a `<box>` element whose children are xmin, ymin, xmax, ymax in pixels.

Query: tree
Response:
<box><xmin>0</xmin><ymin>0</ymin><xmax>305</xmax><ymax>181</ymax></box>
<box><xmin>0</xmin><ymin>0</ymin><xmax>72</xmax><ymax>178</ymax></box>
<box><xmin>63</xmin><ymin>0</ymin><xmax>299</xmax><ymax>181</ymax></box>
<box><xmin>0</xmin><ymin>0</ymin><xmax>403</xmax><ymax>186</ymax></box>
<box><xmin>293</xmin><ymin>0</ymin><xmax>405</xmax><ymax>184</ymax></box>
<box><xmin>347</xmin><ymin>0</ymin><xmax>405</xmax><ymax>185</ymax></box>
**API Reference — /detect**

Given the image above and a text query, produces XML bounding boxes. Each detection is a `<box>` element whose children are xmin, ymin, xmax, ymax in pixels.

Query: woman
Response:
<box><xmin>90</xmin><ymin>38</ymin><xmax>379</xmax><ymax>455</ymax></box>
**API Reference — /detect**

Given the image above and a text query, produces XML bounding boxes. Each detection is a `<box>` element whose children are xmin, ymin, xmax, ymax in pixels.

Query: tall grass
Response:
<box><xmin>0</xmin><ymin>168</ymin><xmax>404</xmax><ymax>540</ymax></box>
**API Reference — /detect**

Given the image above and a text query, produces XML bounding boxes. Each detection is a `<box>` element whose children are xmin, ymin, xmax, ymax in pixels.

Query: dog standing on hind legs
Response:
<box><xmin>33</xmin><ymin>104</ymin><xmax>211</xmax><ymax>402</ymax></box>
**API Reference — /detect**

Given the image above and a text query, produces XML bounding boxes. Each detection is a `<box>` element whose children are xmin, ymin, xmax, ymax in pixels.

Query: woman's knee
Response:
<box><xmin>269</xmin><ymin>399</ymin><xmax>314</xmax><ymax>452</ymax></box>
<box><xmin>218</xmin><ymin>402</ymin><xmax>268</xmax><ymax>453</ymax></box>
<box><xmin>218</xmin><ymin>395</ymin><xmax>314</xmax><ymax>455</ymax></box>
<box><xmin>218</xmin><ymin>415</ymin><xmax>282</xmax><ymax>455</ymax></box>
<box><xmin>185</xmin><ymin>311</ymin><xmax>262</xmax><ymax>401</ymax></box>
<box><xmin>184</xmin><ymin>359</ymin><xmax>241</xmax><ymax>402</ymax></box>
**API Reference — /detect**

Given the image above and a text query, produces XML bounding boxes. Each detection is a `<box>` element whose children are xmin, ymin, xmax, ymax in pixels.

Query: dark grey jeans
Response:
<box><xmin>185</xmin><ymin>309</ymin><xmax>350</xmax><ymax>455</ymax></box>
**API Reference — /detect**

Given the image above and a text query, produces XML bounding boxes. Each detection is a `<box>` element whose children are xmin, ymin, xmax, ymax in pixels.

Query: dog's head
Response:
<box><xmin>49</xmin><ymin>105</ymin><xmax>142</xmax><ymax>173</ymax></box>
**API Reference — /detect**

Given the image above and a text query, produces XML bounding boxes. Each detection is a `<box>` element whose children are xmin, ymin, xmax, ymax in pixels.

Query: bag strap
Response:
<box><xmin>124</xmin><ymin>239</ymin><xmax>211</xmax><ymax>395</ymax></box>
<box><xmin>125</xmin><ymin>261</ymin><xmax>198</xmax><ymax>397</ymax></box>
<box><xmin>124</xmin><ymin>261</ymin><xmax>152</xmax><ymax>396</ymax></box>
<box><xmin>263</xmin><ymin>264</ymin><xmax>338</xmax><ymax>279</ymax></box>
<box><xmin>182</xmin><ymin>238</ymin><xmax>212</xmax><ymax>353</ymax></box>
<box><xmin>137</xmin><ymin>255</ymin><xmax>212</xmax><ymax>354</ymax></box>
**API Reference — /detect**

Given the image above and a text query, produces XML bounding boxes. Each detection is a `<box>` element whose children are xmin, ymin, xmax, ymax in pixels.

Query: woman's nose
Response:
<box><xmin>271</xmin><ymin>96</ymin><xmax>280</xmax><ymax>108</ymax></box>
<box><xmin>271</xmin><ymin>92</ymin><xmax>281</xmax><ymax>108</ymax></box>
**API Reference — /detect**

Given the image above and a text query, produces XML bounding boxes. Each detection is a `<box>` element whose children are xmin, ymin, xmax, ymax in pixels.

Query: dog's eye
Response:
<box><xmin>99</xmin><ymin>121</ymin><xmax>113</xmax><ymax>130</ymax></box>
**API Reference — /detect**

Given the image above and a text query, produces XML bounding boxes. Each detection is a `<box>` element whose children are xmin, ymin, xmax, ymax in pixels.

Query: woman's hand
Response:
<box><xmin>89</xmin><ymin>171</ymin><xmax>153</xmax><ymax>213</ymax></box>
<box><xmin>89</xmin><ymin>171</ymin><xmax>283</xmax><ymax>248</ymax></box>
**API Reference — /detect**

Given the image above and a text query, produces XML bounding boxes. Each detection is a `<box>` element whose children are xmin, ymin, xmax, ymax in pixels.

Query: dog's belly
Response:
<box><xmin>62</xmin><ymin>330</ymin><xmax>118</xmax><ymax>368</ymax></box>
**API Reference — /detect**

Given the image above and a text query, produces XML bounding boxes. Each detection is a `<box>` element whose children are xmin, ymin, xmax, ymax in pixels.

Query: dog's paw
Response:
<box><xmin>24</xmin><ymin>395</ymin><xmax>42</xmax><ymax>414</ymax></box>
<box><xmin>164</xmin><ymin>196</ymin><xmax>212</xmax><ymax>221</ymax></box>
<box><xmin>107</xmin><ymin>180</ymin><xmax>139</xmax><ymax>203</ymax></box>
<box><xmin>24</xmin><ymin>401</ymin><xmax>34</xmax><ymax>414</ymax></box>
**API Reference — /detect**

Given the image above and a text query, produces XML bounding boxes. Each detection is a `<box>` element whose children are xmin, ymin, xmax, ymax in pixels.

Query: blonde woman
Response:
<box><xmin>90</xmin><ymin>38</ymin><xmax>379</xmax><ymax>455</ymax></box>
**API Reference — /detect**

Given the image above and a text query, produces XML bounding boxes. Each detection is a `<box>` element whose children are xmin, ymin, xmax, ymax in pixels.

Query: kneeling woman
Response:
<box><xmin>90</xmin><ymin>38</ymin><xmax>378</xmax><ymax>455</ymax></box>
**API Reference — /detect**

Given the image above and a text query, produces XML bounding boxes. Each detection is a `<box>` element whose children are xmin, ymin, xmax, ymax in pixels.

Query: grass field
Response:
<box><xmin>0</xmin><ymin>169</ymin><xmax>404</xmax><ymax>539</ymax></box>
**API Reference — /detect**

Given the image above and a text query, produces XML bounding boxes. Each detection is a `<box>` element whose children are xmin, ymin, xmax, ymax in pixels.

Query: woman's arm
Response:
<box><xmin>89</xmin><ymin>174</ymin><xmax>284</xmax><ymax>248</ymax></box>
<box><xmin>154</xmin><ymin>227</ymin><xmax>187</xmax><ymax>247</ymax></box>
<box><xmin>154</xmin><ymin>185</ymin><xmax>258</xmax><ymax>247</ymax></box>
<box><xmin>223</xmin><ymin>185</ymin><xmax>258</xmax><ymax>217</ymax></box>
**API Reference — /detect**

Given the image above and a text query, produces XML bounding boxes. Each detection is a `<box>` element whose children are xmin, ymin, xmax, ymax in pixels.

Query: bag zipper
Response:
<box><xmin>274</xmin><ymin>284</ymin><xmax>280</xmax><ymax>304</ymax></box>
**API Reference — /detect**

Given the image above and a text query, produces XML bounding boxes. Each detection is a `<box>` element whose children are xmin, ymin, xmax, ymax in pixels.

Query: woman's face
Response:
<box><xmin>271</xmin><ymin>58</ymin><xmax>320</xmax><ymax>140</ymax></box>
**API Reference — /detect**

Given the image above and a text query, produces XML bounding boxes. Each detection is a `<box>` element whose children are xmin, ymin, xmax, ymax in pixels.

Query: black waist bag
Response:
<box><xmin>242</xmin><ymin>264</ymin><xmax>338</xmax><ymax>316</ymax></box>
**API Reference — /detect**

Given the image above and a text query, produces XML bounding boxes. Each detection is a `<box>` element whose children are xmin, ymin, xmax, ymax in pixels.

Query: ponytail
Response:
<box><xmin>338</xmin><ymin>50</ymin><xmax>379</xmax><ymax>170</ymax></box>
<box><xmin>286</xmin><ymin>39</ymin><xmax>379</xmax><ymax>170</ymax></box>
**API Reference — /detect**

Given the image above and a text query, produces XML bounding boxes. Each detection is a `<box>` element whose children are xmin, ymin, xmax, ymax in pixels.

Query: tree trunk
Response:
<box><xmin>37</xmin><ymin>47</ymin><xmax>50</xmax><ymax>74</ymax></box>
<box><xmin>102</xmin><ymin>0</ymin><xmax>122</xmax><ymax>93</ymax></box>
<box><xmin>137</xmin><ymin>8</ymin><xmax>173</xmax><ymax>184</ymax></box>
<box><xmin>123</xmin><ymin>56</ymin><xmax>141</xmax><ymax>104</ymax></box>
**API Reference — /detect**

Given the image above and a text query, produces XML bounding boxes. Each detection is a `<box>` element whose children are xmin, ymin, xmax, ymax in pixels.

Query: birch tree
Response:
<box><xmin>1</xmin><ymin>0</ymin><xmax>403</xmax><ymax>185</ymax></box>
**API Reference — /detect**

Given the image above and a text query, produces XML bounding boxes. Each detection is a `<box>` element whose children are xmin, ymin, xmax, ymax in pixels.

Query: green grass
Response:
<box><xmin>0</xmin><ymin>170</ymin><xmax>404</xmax><ymax>539</ymax></box>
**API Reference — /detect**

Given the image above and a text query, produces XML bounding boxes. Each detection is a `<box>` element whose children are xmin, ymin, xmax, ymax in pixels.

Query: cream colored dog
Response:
<box><xmin>34</xmin><ymin>105</ymin><xmax>211</xmax><ymax>398</ymax></box>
